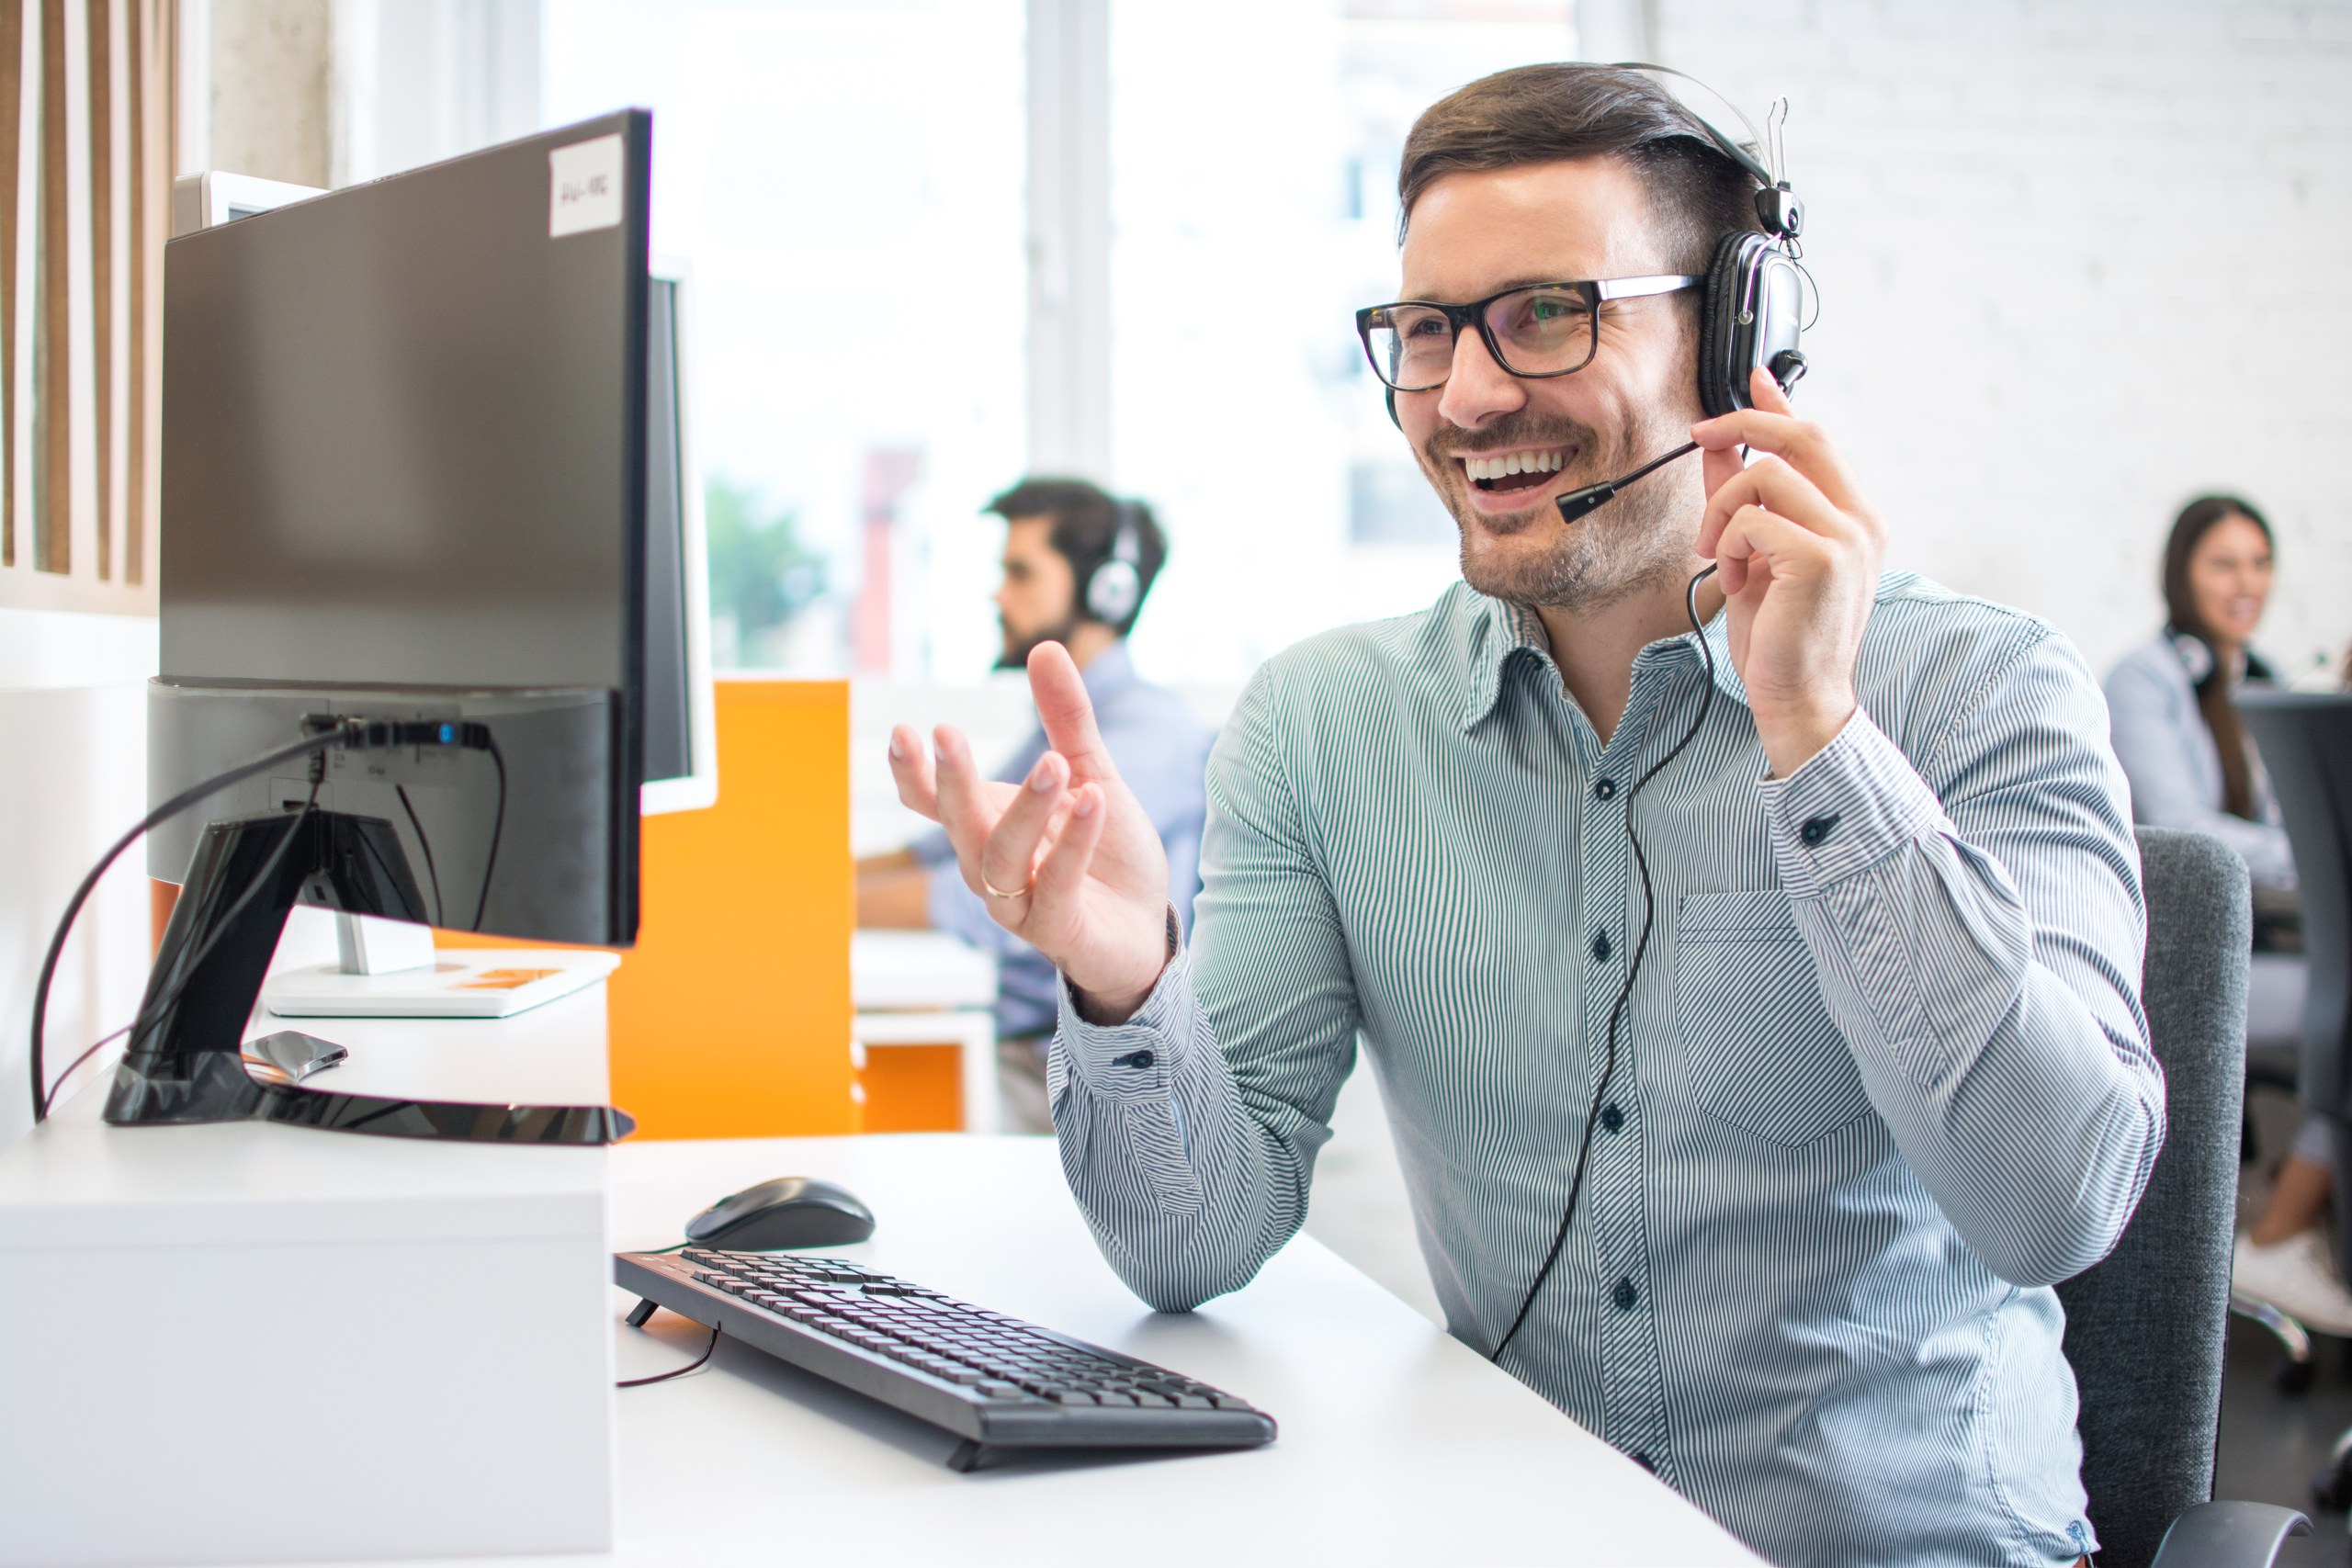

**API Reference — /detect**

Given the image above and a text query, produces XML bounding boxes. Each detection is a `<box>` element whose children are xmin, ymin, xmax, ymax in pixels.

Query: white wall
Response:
<box><xmin>1646</xmin><ymin>0</ymin><xmax>2352</xmax><ymax>682</ymax></box>
<box><xmin>0</xmin><ymin>611</ymin><xmax>158</xmax><ymax>1152</ymax></box>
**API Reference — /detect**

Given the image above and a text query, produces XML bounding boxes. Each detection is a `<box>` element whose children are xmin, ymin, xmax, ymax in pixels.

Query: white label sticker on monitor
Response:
<box><xmin>548</xmin><ymin>134</ymin><xmax>625</xmax><ymax>238</ymax></box>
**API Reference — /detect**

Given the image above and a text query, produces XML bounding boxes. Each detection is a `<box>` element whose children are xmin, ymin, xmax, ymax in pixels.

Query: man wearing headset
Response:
<box><xmin>857</xmin><ymin>478</ymin><xmax>1212</xmax><ymax>1134</ymax></box>
<box><xmin>887</xmin><ymin>67</ymin><xmax>2153</xmax><ymax>1568</ymax></box>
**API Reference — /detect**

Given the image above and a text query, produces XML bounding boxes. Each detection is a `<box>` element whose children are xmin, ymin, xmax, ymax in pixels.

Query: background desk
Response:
<box><xmin>581</xmin><ymin>1134</ymin><xmax>1760</xmax><ymax>1567</ymax></box>
<box><xmin>852</xmin><ymin>929</ymin><xmax>1000</xmax><ymax>1133</ymax></box>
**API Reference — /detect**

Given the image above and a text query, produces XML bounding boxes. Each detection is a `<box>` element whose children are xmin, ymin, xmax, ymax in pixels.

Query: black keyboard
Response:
<box><xmin>614</xmin><ymin>1248</ymin><xmax>1277</xmax><ymax>1471</ymax></box>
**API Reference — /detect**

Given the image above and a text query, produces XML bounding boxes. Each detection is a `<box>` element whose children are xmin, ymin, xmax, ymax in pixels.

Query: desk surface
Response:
<box><xmin>853</xmin><ymin>927</ymin><xmax>997</xmax><ymax>1010</ymax></box>
<box><xmin>541</xmin><ymin>1134</ymin><xmax>1756</xmax><ymax>1567</ymax></box>
<box><xmin>0</xmin><ymin>987</ymin><xmax>615</xmax><ymax>1250</ymax></box>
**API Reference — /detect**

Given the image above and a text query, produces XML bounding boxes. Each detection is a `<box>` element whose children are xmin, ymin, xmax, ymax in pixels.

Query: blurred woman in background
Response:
<box><xmin>2106</xmin><ymin>496</ymin><xmax>2346</xmax><ymax>1329</ymax></box>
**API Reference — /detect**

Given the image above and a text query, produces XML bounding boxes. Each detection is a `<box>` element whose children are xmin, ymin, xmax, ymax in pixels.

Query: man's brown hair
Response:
<box><xmin>1397</xmin><ymin>64</ymin><xmax>1759</xmax><ymax>278</ymax></box>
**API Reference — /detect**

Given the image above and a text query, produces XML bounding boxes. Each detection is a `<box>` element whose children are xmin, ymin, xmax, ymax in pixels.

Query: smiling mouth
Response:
<box><xmin>1459</xmin><ymin>446</ymin><xmax>1570</xmax><ymax>496</ymax></box>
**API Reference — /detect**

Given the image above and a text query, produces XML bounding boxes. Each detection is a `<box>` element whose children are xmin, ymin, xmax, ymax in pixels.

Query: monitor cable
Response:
<box><xmin>28</xmin><ymin>719</ymin><xmax>495</xmax><ymax>1123</ymax></box>
<box><xmin>1491</xmin><ymin>563</ymin><xmax>1719</xmax><ymax>1365</ymax></box>
<box><xmin>475</xmin><ymin>736</ymin><xmax>507</xmax><ymax>931</ymax></box>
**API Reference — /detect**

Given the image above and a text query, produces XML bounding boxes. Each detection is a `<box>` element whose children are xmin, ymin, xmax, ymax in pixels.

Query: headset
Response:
<box><xmin>1082</xmin><ymin>500</ymin><xmax>1147</xmax><ymax>628</ymax></box>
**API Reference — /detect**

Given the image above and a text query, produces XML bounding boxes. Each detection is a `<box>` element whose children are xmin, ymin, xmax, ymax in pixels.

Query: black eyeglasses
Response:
<box><xmin>1353</xmin><ymin>275</ymin><xmax>1701</xmax><ymax>393</ymax></box>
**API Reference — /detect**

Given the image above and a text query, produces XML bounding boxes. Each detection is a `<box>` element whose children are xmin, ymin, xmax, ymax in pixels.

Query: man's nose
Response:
<box><xmin>1434</xmin><ymin>321</ymin><xmax>1525</xmax><ymax>429</ymax></box>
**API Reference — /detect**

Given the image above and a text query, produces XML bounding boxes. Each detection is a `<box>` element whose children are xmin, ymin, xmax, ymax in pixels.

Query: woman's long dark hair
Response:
<box><xmin>2162</xmin><ymin>494</ymin><xmax>2273</xmax><ymax>820</ymax></box>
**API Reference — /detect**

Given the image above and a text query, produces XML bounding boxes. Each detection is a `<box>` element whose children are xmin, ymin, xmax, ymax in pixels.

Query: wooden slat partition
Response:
<box><xmin>0</xmin><ymin>0</ymin><xmax>165</xmax><ymax>614</ymax></box>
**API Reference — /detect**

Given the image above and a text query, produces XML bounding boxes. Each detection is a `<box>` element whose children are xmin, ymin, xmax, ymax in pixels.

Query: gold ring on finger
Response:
<box><xmin>981</xmin><ymin>875</ymin><xmax>1033</xmax><ymax>900</ymax></box>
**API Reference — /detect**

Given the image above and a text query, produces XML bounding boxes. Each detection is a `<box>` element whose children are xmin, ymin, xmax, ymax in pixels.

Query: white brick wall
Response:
<box><xmin>1652</xmin><ymin>0</ymin><xmax>2352</xmax><ymax>684</ymax></box>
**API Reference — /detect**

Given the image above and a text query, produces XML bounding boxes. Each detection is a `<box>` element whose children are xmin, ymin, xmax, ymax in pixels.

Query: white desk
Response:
<box><xmin>582</xmin><ymin>1134</ymin><xmax>1761</xmax><ymax>1567</ymax></box>
<box><xmin>0</xmin><ymin>992</ymin><xmax>619</xmax><ymax>1567</ymax></box>
<box><xmin>4</xmin><ymin>998</ymin><xmax>1764</xmax><ymax>1568</ymax></box>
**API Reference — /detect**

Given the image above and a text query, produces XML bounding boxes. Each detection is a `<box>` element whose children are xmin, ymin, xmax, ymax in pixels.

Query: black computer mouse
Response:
<box><xmin>684</xmin><ymin>1176</ymin><xmax>876</xmax><ymax>1250</ymax></box>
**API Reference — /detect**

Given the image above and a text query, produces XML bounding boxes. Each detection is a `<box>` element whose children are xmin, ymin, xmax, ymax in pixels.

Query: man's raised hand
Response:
<box><xmin>1690</xmin><ymin>367</ymin><xmax>1887</xmax><ymax>778</ymax></box>
<box><xmin>887</xmin><ymin>641</ymin><xmax>1173</xmax><ymax>1023</ymax></box>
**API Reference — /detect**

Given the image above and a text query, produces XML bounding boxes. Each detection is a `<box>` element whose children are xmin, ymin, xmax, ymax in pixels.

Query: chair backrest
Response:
<box><xmin>2238</xmin><ymin>691</ymin><xmax>2352</xmax><ymax>1119</ymax></box>
<box><xmin>2055</xmin><ymin>826</ymin><xmax>2248</xmax><ymax>1568</ymax></box>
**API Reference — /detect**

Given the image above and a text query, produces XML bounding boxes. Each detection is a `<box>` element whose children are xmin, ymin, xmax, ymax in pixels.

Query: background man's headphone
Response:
<box><xmin>1384</xmin><ymin>63</ymin><xmax>1808</xmax><ymax>430</ymax></box>
<box><xmin>1082</xmin><ymin>501</ymin><xmax>1146</xmax><ymax>626</ymax></box>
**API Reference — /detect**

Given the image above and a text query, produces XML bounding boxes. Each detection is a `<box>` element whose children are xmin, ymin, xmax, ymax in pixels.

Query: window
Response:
<box><xmin>539</xmin><ymin>0</ymin><xmax>1576</xmax><ymax>683</ymax></box>
<box><xmin>543</xmin><ymin>0</ymin><xmax>1028</xmax><ymax>676</ymax></box>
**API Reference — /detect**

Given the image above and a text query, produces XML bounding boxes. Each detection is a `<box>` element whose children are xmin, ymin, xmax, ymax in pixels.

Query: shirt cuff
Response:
<box><xmin>1758</xmin><ymin>707</ymin><xmax>1949</xmax><ymax>902</ymax></box>
<box><xmin>1053</xmin><ymin>910</ymin><xmax>1189</xmax><ymax>1097</ymax></box>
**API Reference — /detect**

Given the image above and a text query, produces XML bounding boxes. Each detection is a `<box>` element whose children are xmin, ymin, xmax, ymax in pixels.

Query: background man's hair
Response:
<box><xmin>1397</xmin><ymin>63</ymin><xmax>1760</xmax><ymax>279</ymax></box>
<box><xmin>984</xmin><ymin>476</ymin><xmax>1168</xmax><ymax>635</ymax></box>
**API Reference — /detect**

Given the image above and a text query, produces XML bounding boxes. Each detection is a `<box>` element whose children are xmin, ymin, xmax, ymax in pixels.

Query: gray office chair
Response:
<box><xmin>2053</xmin><ymin>827</ymin><xmax>2309</xmax><ymax>1567</ymax></box>
<box><xmin>2239</xmin><ymin>692</ymin><xmax>2352</xmax><ymax>1498</ymax></box>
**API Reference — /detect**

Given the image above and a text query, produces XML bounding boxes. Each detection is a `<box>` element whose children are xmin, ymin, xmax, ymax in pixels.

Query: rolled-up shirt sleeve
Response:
<box><xmin>1760</xmin><ymin>632</ymin><xmax>2164</xmax><ymax>1288</ymax></box>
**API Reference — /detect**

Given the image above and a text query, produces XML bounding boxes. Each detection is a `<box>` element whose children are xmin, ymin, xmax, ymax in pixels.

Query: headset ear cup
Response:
<box><xmin>1085</xmin><ymin>560</ymin><xmax>1140</xmax><ymax>626</ymax></box>
<box><xmin>1697</xmin><ymin>231</ymin><xmax>1754</xmax><ymax>419</ymax></box>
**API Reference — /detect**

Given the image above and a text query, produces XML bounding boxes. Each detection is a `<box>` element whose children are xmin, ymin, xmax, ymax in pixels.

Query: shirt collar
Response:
<box><xmin>1457</xmin><ymin>588</ymin><xmax>1747</xmax><ymax>735</ymax></box>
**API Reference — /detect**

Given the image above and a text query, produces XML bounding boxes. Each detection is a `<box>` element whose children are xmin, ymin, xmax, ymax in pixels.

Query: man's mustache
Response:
<box><xmin>1422</xmin><ymin>417</ymin><xmax>1597</xmax><ymax>467</ymax></box>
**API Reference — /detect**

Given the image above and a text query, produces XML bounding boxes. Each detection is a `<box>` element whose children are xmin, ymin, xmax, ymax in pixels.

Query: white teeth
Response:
<box><xmin>1464</xmin><ymin>448</ymin><xmax>1566</xmax><ymax>482</ymax></box>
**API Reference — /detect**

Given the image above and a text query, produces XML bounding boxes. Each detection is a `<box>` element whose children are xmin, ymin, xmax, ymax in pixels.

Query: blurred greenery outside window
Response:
<box><xmin>706</xmin><ymin>477</ymin><xmax>827</xmax><ymax>670</ymax></box>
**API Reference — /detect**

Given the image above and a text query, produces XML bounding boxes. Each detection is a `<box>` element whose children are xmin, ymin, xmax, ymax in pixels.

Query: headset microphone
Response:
<box><xmin>1551</xmin><ymin>348</ymin><xmax>1806</xmax><ymax>525</ymax></box>
<box><xmin>1553</xmin><ymin>440</ymin><xmax>1701</xmax><ymax>525</ymax></box>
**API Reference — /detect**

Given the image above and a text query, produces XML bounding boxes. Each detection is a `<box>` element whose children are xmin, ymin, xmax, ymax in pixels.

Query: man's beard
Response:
<box><xmin>996</xmin><ymin>615</ymin><xmax>1082</xmax><ymax>671</ymax></box>
<box><xmin>1419</xmin><ymin>409</ymin><xmax>1695</xmax><ymax>613</ymax></box>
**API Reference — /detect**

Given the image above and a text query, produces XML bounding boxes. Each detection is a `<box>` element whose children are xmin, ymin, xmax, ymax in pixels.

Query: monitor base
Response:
<box><xmin>263</xmin><ymin>948</ymin><xmax>619</xmax><ymax>1020</ymax></box>
<box><xmin>106</xmin><ymin>807</ymin><xmax>635</xmax><ymax>1145</ymax></box>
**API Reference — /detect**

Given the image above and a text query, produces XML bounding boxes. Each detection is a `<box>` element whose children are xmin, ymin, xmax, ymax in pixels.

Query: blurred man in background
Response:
<box><xmin>856</xmin><ymin>479</ymin><xmax>1212</xmax><ymax>1132</ymax></box>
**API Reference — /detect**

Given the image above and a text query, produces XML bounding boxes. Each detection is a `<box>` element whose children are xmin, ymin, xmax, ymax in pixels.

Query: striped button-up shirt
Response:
<box><xmin>1051</xmin><ymin>574</ymin><xmax>2162</xmax><ymax>1568</ymax></box>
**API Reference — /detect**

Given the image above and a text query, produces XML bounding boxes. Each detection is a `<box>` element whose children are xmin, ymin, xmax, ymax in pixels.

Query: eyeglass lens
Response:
<box><xmin>1364</xmin><ymin>286</ymin><xmax>1596</xmax><ymax>391</ymax></box>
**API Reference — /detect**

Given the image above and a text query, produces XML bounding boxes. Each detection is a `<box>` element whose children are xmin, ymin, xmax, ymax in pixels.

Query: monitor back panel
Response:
<box><xmin>159</xmin><ymin>111</ymin><xmax>650</xmax><ymax>700</ymax></box>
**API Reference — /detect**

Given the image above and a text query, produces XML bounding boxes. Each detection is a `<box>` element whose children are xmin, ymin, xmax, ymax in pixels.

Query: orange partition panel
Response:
<box><xmin>444</xmin><ymin>678</ymin><xmax>854</xmax><ymax>1138</ymax></box>
<box><xmin>610</xmin><ymin>679</ymin><xmax>854</xmax><ymax>1137</ymax></box>
<box><xmin>856</xmin><ymin>1044</ymin><xmax>963</xmax><ymax>1134</ymax></box>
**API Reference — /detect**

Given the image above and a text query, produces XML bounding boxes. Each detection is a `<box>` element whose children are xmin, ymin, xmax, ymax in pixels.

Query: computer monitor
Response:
<box><xmin>638</xmin><ymin>257</ymin><xmax>718</xmax><ymax>816</ymax></box>
<box><xmin>118</xmin><ymin>112</ymin><xmax>659</xmax><ymax>1143</ymax></box>
<box><xmin>164</xmin><ymin>180</ymin><xmax>718</xmax><ymax>820</ymax></box>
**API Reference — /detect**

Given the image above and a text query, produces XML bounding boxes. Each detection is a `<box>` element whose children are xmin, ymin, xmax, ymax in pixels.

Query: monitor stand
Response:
<box><xmin>105</xmin><ymin>807</ymin><xmax>635</xmax><ymax>1145</ymax></box>
<box><xmin>259</xmin><ymin>912</ymin><xmax>617</xmax><ymax>1020</ymax></box>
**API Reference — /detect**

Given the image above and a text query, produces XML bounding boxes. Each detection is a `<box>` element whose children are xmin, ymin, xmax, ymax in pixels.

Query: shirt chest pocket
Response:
<box><xmin>1674</xmin><ymin>888</ymin><xmax>1871</xmax><ymax>1147</ymax></box>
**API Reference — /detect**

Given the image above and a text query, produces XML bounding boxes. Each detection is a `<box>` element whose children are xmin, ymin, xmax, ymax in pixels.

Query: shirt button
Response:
<box><xmin>1112</xmin><ymin>1049</ymin><xmax>1156</xmax><ymax>1069</ymax></box>
<box><xmin>1593</xmin><ymin>777</ymin><xmax>1617</xmax><ymax>800</ymax></box>
<box><xmin>1799</xmin><ymin>812</ymin><xmax>1840</xmax><ymax>847</ymax></box>
<box><xmin>1590</xmin><ymin>929</ymin><xmax>1611</xmax><ymax>963</ymax></box>
<box><xmin>1632</xmin><ymin>1452</ymin><xmax>1657</xmax><ymax>1474</ymax></box>
<box><xmin>1600</xmin><ymin>1103</ymin><xmax>1624</xmax><ymax>1134</ymax></box>
<box><xmin>1612</xmin><ymin>1276</ymin><xmax>1637</xmax><ymax>1312</ymax></box>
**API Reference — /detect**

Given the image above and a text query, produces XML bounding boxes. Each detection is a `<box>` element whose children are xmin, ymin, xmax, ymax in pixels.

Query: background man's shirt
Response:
<box><xmin>1050</xmin><ymin>577</ymin><xmax>2161</xmax><ymax>1568</ymax></box>
<box><xmin>913</xmin><ymin>642</ymin><xmax>1213</xmax><ymax>1039</ymax></box>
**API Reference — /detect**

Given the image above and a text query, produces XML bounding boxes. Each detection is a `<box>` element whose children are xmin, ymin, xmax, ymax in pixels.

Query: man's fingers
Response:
<box><xmin>930</xmin><ymin>726</ymin><xmax>1001</xmax><ymax>886</ymax></box>
<box><xmin>1027</xmin><ymin>783</ymin><xmax>1108</xmax><ymax>933</ymax></box>
<box><xmin>1691</xmin><ymin>383</ymin><xmax>1863</xmax><ymax>515</ymax></box>
<box><xmin>1715</xmin><ymin>503</ymin><xmax>1828</xmax><ymax>596</ymax></box>
<box><xmin>1028</xmin><ymin>642</ymin><xmax>1122</xmax><ymax>784</ymax></box>
<box><xmin>1699</xmin><ymin>456</ymin><xmax>1844</xmax><ymax>558</ymax></box>
<box><xmin>888</xmin><ymin>725</ymin><xmax>941</xmax><ymax>819</ymax></box>
<box><xmin>978</xmin><ymin>750</ymin><xmax>1069</xmax><ymax>897</ymax></box>
<box><xmin>1747</xmin><ymin>364</ymin><xmax>1797</xmax><ymax>418</ymax></box>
